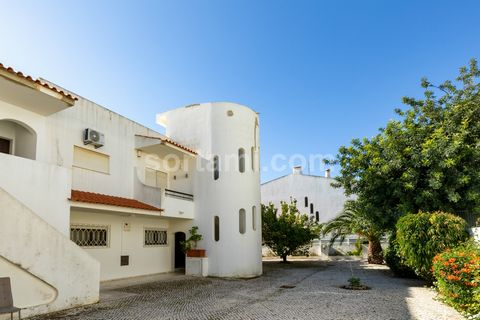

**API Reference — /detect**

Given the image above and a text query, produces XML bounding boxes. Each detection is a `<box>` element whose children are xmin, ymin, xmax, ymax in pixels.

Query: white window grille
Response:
<box><xmin>71</xmin><ymin>224</ymin><xmax>109</xmax><ymax>248</ymax></box>
<box><xmin>144</xmin><ymin>229</ymin><xmax>168</xmax><ymax>246</ymax></box>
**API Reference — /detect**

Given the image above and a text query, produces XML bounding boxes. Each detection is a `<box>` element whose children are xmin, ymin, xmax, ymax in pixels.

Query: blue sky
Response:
<box><xmin>1</xmin><ymin>0</ymin><xmax>479</xmax><ymax>182</ymax></box>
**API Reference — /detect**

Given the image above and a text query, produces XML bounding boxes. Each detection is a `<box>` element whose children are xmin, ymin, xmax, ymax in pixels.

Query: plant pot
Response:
<box><xmin>186</xmin><ymin>249</ymin><xmax>206</xmax><ymax>258</ymax></box>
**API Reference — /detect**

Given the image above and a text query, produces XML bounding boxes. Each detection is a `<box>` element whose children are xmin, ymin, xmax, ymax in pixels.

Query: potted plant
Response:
<box><xmin>181</xmin><ymin>226</ymin><xmax>206</xmax><ymax>258</ymax></box>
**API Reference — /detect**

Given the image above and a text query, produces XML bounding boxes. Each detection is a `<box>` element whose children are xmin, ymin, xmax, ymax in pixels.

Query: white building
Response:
<box><xmin>0</xmin><ymin>63</ymin><xmax>262</xmax><ymax>318</ymax></box>
<box><xmin>261</xmin><ymin>166</ymin><xmax>349</xmax><ymax>223</ymax></box>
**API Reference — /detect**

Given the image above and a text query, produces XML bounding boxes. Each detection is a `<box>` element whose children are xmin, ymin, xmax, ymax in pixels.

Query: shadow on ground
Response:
<box><xmin>31</xmin><ymin>259</ymin><xmax>462</xmax><ymax>320</ymax></box>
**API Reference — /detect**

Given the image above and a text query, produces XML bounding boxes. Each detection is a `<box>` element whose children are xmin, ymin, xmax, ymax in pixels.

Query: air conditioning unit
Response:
<box><xmin>83</xmin><ymin>128</ymin><xmax>105</xmax><ymax>148</ymax></box>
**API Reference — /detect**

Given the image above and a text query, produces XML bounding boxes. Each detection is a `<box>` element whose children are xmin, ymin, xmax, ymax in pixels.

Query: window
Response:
<box><xmin>71</xmin><ymin>224</ymin><xmax>109</xmax><ymax>248</ymax></box>
<box><xmin>213</xmin><ymin>156</ymin><xmax>220</xmax><ymax>180</ymax></box>
<box><xmin>73</xmin><ymin>146</ymin><xmax>109</xmax><ymax>174</ymax></box>
<box><xmin>315</xmin><ymin>211</ymin><xmax>319</xmax><ymax>222</ymax></box>
<box><xmin>252</xmin><ymin>206</ymin><xmax>257</xmax><ymax>231</ymax></box>
<box><xmin>214</xmin><ymin>216</ymin><xmax>220</xmax><ymax>242</ymax></box>
<box><xmin>238</xmin><ymin>148</ymin><xmax>245</xmax><ymax>173</ymax></box>
<box><xmin>251</xmin><ymin>147</ymin><xmax>255</xmax><ymax>171</ymax></box>
<box><xmin>310</xmin><ymin>203</ymin><xmax>314</xmax><ymax>214</ymax></box>
<box><xmin>144</xmin><ymin>229</ymin><xmax>168</xmax><ymax>246</ymax></box>
<box><xmin>145</xmin><ymin>168</ymin><xmax>167</xmax><ymax>188</ymax></box>
<box><xmin>304</xmin><ymin>197</ymin><xmax>308</xmax><ymax>208</ymax></box>
<box><xmin>239</xmin><ymin>209</ymin><xmax>246</xmax><ymax>234</ymax></box>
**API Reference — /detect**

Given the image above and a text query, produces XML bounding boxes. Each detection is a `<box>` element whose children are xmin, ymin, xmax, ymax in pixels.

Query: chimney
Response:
<box><xmin>293</xmin><ymin>166</ymin><xmax>303</xmax><ymax>175</ymax></box>
<box><xmin>325</xmin><ymin>168</ymin><xmax>331</xmax><ymax>178</ymax></box>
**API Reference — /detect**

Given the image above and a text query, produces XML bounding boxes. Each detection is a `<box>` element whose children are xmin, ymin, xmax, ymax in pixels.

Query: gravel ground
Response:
<box><xmin>31</xmin><ymin>259</ymin><xmax>463</xmax><ymax>320</ymax></box>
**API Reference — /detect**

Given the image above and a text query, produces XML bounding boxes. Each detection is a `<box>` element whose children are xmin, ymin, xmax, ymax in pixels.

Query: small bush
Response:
<box><xmin>432</xmin><ymin>241</ymin><xmax>480</xmax><ymax>316</ymax></box>
<box><xmin>385</xmin><ymin>234</ymin><xmax>417</xmax><ymax>278</ymax></box>
<box><xmin>396</xmin><ymin>211</ymin><xmax>469</xmax><ymax>280</ymax></box>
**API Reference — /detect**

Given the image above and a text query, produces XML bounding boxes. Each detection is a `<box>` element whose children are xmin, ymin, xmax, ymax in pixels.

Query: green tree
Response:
<box><xmin>322</xmin><ymin>200</ymin><xmax>384</xmax><ymax>264</ymax></box>
<box><xmin>396</xmin><ymin>211</ymin><xmax>468</xmax><ymax>281</ymax></box>
<box><xmin>262</xmin><ymin>200</ymin><xmax>320</xmax><ymax>262</ymax></box>
<box><xmin>325</xmin><ymin>59</ymin><xmax>480</xmax><ymax>228</ymax></box>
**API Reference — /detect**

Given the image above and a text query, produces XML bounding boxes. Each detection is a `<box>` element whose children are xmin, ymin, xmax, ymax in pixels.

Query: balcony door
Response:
<box><xmin>0</xmin><ymin>138</ymin><xmax>11</xmax><ymax>154</ymax></box>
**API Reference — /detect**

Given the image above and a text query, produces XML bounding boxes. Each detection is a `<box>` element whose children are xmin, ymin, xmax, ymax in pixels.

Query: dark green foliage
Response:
<box><xmin>396</xmin><ymin>212</ymin><xmax>469</xmax><ymax>280</ymax></box>
<box><xmin>262</xmin><ymin>200</ymin><xmax>320</xmax><ymax>262</ymax></box>
<box><xmin>325</xmin><ymin>59</ymin><xmax>480</xmax><ymax>228</ymax></box>
<box><xmin>180</xmin><ymin>226</ymin><xmax>203</xmax><ymax>252</ymax></box>
<box><xmin>384</xmin><ymin>234</ymin><xmax>417</xmax><ymax>278</ymax></box>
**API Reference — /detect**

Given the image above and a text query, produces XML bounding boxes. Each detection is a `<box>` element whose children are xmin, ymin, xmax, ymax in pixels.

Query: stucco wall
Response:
<box><xmin>0</xmin><ymin>152</ymin><xmax>71</xmax><ymax>235</ymax></box>
<box><xmin>0</xmin><ymin>188</ymin><xmax>100</xmax><ymax>318</ymax></box>
<box><xmin>71</xmin><ymin>210</ymin><xmax>188</xmax><ymax>281</ymax></box>
<box><xmin>471</xmin><ymin>227</ymin><xmax>480</xmax><ymax>242</ymax></box>
<box><xmin>158</xmin><ymin>103</ymin><xmax>263</xmax><ymax>278</ymax></box>
<box><xmin>261</xmin><ymin>172</ymin><xmax>350</xmax><ymax>224</ymax></box>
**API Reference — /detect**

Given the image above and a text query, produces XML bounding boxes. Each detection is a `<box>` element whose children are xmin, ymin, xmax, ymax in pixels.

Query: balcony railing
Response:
<box><xmin>165</xmin><ymin>189</ymin><xmax>194</xmax><ymax>201</ymax></box>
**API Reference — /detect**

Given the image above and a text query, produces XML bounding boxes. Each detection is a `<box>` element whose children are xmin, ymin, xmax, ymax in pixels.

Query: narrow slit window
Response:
<box><xmin>251</xmin><ymin>147</ymin><xmax>255</xmax><ymax>171</ymax></box>
<box><xmin>213</xmin><ymin>156</ymin><xmax>220</xmax><ymax>180</ymax></box>
<box><xmin>238</xmin><ymin>148</ymin><xmax>245</xmax><ymax>173</ymax></box>
<box><xmin>315</xmin><ymin>211</ymin><xmax>319</xmax><ymax>222</ymax></box>
<box><xmin>305</xmin><ymin>197</ymin><xmax>308</xmax><ymax>207</ymax></box>
<box><xmin>252</xmin><ymin>206</ymin><xmax>257</xmax><ymax>231</ymax></box>
<box><xmin>239</xmin><ymin>209</ymin><xmax>246</xmax><ymax>234</ymax></box>
<box><xmin>310</xmin><ymin>203</ymin><xmax>314</xmax><ymax>214</ymax></box>
<box><xmin>214</xmin><ymin>216</ymin><xmax>220</xmax><ymax>242</ymax></box>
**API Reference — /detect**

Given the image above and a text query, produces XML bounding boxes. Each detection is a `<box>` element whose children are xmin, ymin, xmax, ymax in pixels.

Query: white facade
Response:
<box><xmin>0</xmin><ymin>65</ymin><xmax>262</xmax><ymax>318</ymax></box>
<box><xmin>261</xmin><ymin>167</ymin><xmax>349</xmax><ymax>224</ymax></box>
<box><xmin>157</xmin><ymin>103</ymin><xmax>263</xmax><ymax>278</ymax></box>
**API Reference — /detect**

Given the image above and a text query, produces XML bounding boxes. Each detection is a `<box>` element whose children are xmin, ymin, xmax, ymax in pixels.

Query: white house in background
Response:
<box><xmin>261</xmin><ymin>166</ymin><xmax>349</xmax><ymax>223</ymax></box>
<box><xmin>0</xmin><ymin>63</ymin><xmax>262</xmax><ymax>318</ymax></box>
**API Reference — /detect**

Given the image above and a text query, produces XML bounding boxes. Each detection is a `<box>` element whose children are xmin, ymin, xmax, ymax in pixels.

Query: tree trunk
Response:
<box><xmin>367</xmin><ymin>237</ymin><xmax>383</xmax><ymax>264</ymax></box>
<box><xmin>282</xmin><ymin>254</ymin><xmax>288</xmax><ymax>263</ymax></box>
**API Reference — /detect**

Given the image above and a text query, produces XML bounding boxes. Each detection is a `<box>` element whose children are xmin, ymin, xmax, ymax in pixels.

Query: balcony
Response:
<box><xmin>162</xmin><ymin>189</ymin><xmax>194</xmax><ymax>219</ymax></box>
<box><xmin>133</xmin><ymin>168</ymin><xmax>194</xmax><ymax>219</ymax></box>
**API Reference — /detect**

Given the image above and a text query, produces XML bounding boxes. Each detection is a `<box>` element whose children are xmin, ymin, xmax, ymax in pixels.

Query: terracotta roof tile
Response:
<box><xmin>70</xmin><ymin>190</ymin><xmax>162</xmax><ymax>211</ymax></box>
<box><xmin>135</xmin><ymin>134</ymin><xmax>197</xmax><ymax>155</ymax></box>
<box><xmin>0</xmin><ymin>63</ymin><xmax>78</xmax><ymax>101</ymax></box>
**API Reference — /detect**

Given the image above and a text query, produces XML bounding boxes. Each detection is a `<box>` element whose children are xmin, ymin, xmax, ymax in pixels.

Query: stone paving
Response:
<box><xmin>32</xmin><ymin>259</ymin><xmax>463</xmax><ymax>320</ymax></box>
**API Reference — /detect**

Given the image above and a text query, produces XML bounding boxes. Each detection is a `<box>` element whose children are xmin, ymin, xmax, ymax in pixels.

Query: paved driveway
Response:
<box><xmin>32</xmin><ymin>259</ymin><xmax>462</xmax><ymax>320</ymax></box>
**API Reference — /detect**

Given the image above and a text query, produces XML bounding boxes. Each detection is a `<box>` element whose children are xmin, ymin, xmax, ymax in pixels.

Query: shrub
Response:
<box><xmin>432</xmin><ymin>241</ymin><xmax>480</xmax><ymax>316</ymax></box>
<box><xmin>396</xmin><ymin>211</ymin><xmax>469</xmax><ymax>280</ymax></box>
<box><xmin>385</xmin><ymin>234</ymin><xmax>417</xmax><ymax>278</ymax></box>
<box><xmin>262</xmin><ymin>201</ymin><xmax>321</xmax><ymax>262</ymax></box>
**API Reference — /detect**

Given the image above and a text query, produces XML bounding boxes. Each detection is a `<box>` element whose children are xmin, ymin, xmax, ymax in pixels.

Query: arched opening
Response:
<box><xmin>213</xmin><ymin>156</ymin><xmax>220</xmax><ymax>180</ymax></box>
<box><xmin>239</xmin><ymin>209</ymin><xmax>246</xmax><ymax>234</ymax></box>
<box><xmin>238</xmin><ymin>148</ymin><xmax>245</xmax><ymax>173</ymax></box>
<box><xmin>214</xmin><ymin>216</ymin><xmax>220</xmax><ymax>242</ymax></box>
<box><xmin>0</xmin><ymin>119</ymin><xmax>37</xmax><ymax>160</ymax></box>
<box><xmin>174</xmin><ymin>232</ymin><xmax>186</xmax><ymax>269</ymax></box>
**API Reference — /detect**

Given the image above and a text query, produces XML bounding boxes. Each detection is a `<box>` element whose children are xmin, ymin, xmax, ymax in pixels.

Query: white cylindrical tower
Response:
<box><xmin>157</xmin><ymin>102</ymin><xmax>262</xmax><ymax>278</ymax></box>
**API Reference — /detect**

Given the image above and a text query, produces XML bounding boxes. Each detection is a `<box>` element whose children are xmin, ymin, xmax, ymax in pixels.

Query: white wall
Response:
<box><xmin>0</xmin><ymin>152</ymin><xmax>71</xmax><ymax>235</ymax></box>
<box><xmin>0</xmin><ymin>256</ymin><xmax>56</xmax><ymax>309</ymax></box>
<box><xmin>471</xmin><ymin>227</ymin><xmax>480</xmax><ymax>242</ymax></box>
<box><xmin>261</xmin><ymin>172</ymin><xmax>350</xmax><ymax>224</ymax></box>
<box><xmin>71</xmin><ymin>210</ymin><xmax>188</xmax><ymax>281</ymax></box>
<box><xmin>158</xmin><ymin>103</ymin><xmax>263</xmax><ymax>278</ymax></box>
<box><xmin>0</xmin><ymin>188</ymin><xmax>100</xmax><ymax>318</ymax></box>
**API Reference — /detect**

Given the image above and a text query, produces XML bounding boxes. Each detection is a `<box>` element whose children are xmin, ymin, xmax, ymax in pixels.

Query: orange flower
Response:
<box><xmin>447</xmin><ymin>275</ymin><xmax>461</xmax><ymax>281</ymax></box>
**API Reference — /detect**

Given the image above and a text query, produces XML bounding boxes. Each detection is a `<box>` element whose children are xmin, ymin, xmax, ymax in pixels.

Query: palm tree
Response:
<box><xmin>322</xmin><ymin>200</ymin><xmax>384</xmax><ymax>264</ymax></box>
